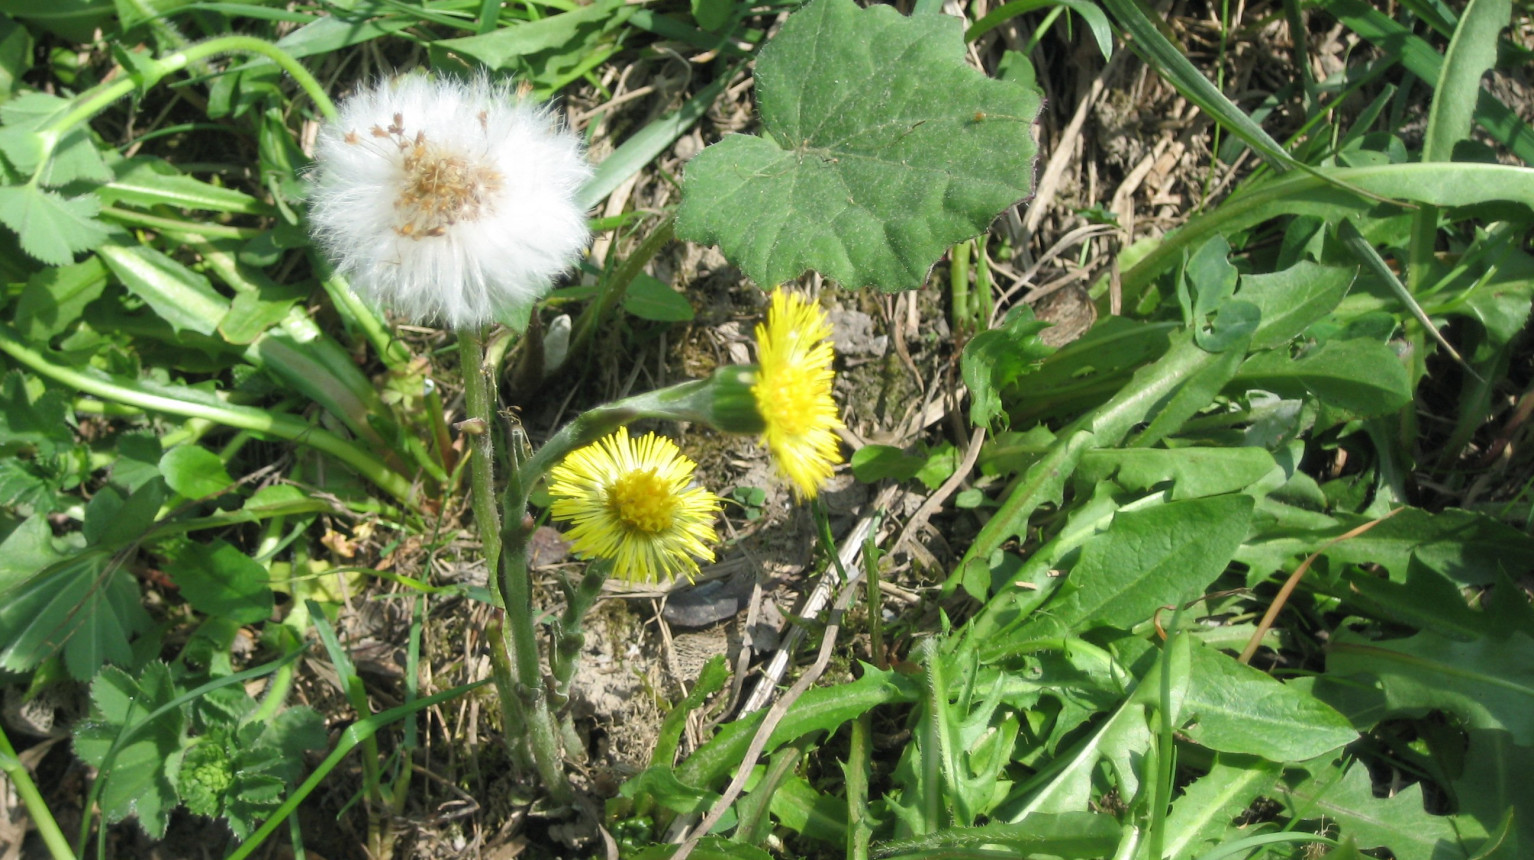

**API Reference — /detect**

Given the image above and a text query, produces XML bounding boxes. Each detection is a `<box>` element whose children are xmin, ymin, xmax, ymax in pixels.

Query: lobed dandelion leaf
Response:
<box><xmin>677</xmin><ymin>0</ymin><xmax>1042</xmax><ymax>291</ymax></box>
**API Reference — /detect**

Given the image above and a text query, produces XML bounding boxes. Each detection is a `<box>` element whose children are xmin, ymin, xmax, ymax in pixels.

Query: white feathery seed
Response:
<box><xmin>308</xmin><ymin>74</ymin><xmax>592</xmax><ymax>330</ymax></box>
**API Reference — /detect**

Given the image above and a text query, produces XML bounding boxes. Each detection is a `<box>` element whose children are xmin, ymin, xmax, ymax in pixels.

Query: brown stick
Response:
<box><xmin>1237</xmin><ymin>507</ymin><xmax>1403</xmax><ymax>665</ymax></box>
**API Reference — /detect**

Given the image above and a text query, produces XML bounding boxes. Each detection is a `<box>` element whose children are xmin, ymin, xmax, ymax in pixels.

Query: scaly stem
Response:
<box><xmin>498</xmin><ymin>513</ymin><xmax>573</xmax><ymax>804</ymax></box>
<box><xmin>459</xmin><ymin>329</ymin><xmax>503</xmax><ymax>585</ymax></box>
<box><xmin>550</xmin><ymin>562</ymin><xmax>611</xmax><ymax>706</ymax></box>
<box><xmin>486</xmin><ymin>376</ymin><xmax>725</xmax><ymax>802</ymax></box>
<box><xmin>0</xmin><ymin>724</ymin><xmax>75</xmax><ymax>860</ymax></box>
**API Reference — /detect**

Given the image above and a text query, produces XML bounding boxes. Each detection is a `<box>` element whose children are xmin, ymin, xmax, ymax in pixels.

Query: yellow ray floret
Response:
<box><xmin>752</xmin><ymin>288</ymin><xmax>844</xmax><ymax>499</ymax></box>
<box><xmin>548</xmin><ymin>427</ymin><xmax>720</xmax><ymax>583</ymax></box>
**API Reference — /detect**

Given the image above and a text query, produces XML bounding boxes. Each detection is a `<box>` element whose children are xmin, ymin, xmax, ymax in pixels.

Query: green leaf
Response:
<box><xmin>73</xmin><ymin>662</ymin><xmax>185</xmax><ymax>839</ymax></box>
<box><xmin>677</xmin><ymin>663</ymin><xmax>922</xmax><ymax>789</ymax></box>
<box><xmin>1030</xmin><ymin>494</ymin><xmax>1254</xmax><ymax>634</ymax></box>
<box><xmin>0</xmin><ymin>13</ymin><xmax>31</xmax><ymax>100</ymax></box>
<box><xmin>623</xmin><ymin>273</ymin><xmax>695</xmax><ymax>322</ymax></box>
<box><xmin>1454</xmin><ymin>730</ymin><xmax>1534</xmax><ymax>859</ymax></box>
<box><xmin>677</xmin><ymin>0</ymin><xmax>1042</xmax><ymax>290</ymax></box>
<box><xmin>580</xmin><ymin>76</ymin><xmax>727</xmax><ymax>211</ymax></box>
<box><xmin>3</xmin><ymin>0</ymin><xmax>113</xmax><ymax>44</ymax></box>
<box><xmin>1238</xmin><ymin>262</ymin><xmax>1356</xmax><ymax>351</ymax></box>
<box><xmin>961</xmin><ymin>305</ymin><xmax>1053</xmax><ymax>430</ymax></box>
<box><xmin>109</xmin><ymin>432</ymin><xmax>162</xmax><ymax>492</ymax></box>
<box><xmin>428</xmin><ymin>0</ymin><xmax>636</xmax><ymax>95</ymax></box>
<box><xmin>620</xmin><ymin>766</ymin><xmax>721</xmax><ymax>816</ymax></box>
<box><xmin>690</xmin><ymin>0</ymin><xmax>733</xmax><ymax>31</ymax></box>
<box><xmin>0</xmin><ymin>186</ymin><xmax>109</xmax><ymax>266</ymax></box>
<box><xmin>1182</xmin><ymin>641</ymin><xmax>1355</xmax><ymax>761</ymax></box>
<box><xmin>99</xmin><ymin>156</ymin><xmax>268</xmax><ymax>214</ymax></box>
<box><xmin>633</xmin><ymin>836</ymin><xmax>772</xmax><ymax>860</ymax></box>
<box><xmin>0</xmin><ymin>370</ymin><xmax>73</xmax><ymax>456</ymax></box>
<box><xmin>1074</xmin><ymin>446</ymin><xmax>1277</xmax><ymax>501</ymax></box>
<box><xmin>0</xmin><ymin>91</ymin><xmax>111</xmax><ymax>185</ymax></box>
<box><xmin>158</xmin><ymin>445</ymin><xmax>235</xmax><ymax>499</ymax></box>
<box><xmin>82</xmin><ymin>478</ymin><xmax>164</xmax><ymax>547</ymax></box>
<box><xmin>177</xmin><ymin>734</ymin><xmax>235</xmax><ymax>817</ymax></box>
<box><xmin>1122</xmin><ymin>163</ymin><xmax>1534</xmax><ymax>306</ymax></box>
<box><xmin>1327</xmin><ymin>629</ymin><xmax>1534</xmax><ymax>745</ymax></box>
<box><xmin>1281</xmin><ymin>761</ymin><xmax>1476</xmax><ymax>860</ymax></box>
<box><xmin>0</xmin><ymin>515</ymin><xmax>64</xmax><ymax>593</ymax></box>
<box><xmin>850</xmin><ymin>444</ymin><xmax>925</xmax><ymax>483</ymax></box>
<box><xmin>219</xmin><ymin>281</ymin><xmax>305</xmax><ymax>345</ymax></box>
<box><xmin>98</xmin><ymin>239</ymin><xmax>229</xmax><ymax>336</ymax></box>
<box><xmin>1234</xmin><ymin>337</ymin><xmax>1412</xmax><ymax>417</ymax></box>
<box><xmin>161</xmin><ymin>539</ymin><xmax>272</xmax><ymax>624</ymax></box>
<box><xmin>12</xmin><ymin>255</ymin><xmax>109</xmax><ymax>341</ymax></box>
<box><xmin>0</xmin><ymin>548</ymin><xmax>149</xmax><ymax>679</ymax></box>
<box><xmin>1162</xmin><ymin>754</ymin><xmax>1282</xmax><ymax>860</ymax></box>
<box><xmin>1006</xmin><ymin>696</ymin><xmax>1152</xmax><ymax>816</ymax></box>
<box><xmin>872</xmin><ymin>812</ymin><xmax>1121</xmax><ymax>858</ymax></box>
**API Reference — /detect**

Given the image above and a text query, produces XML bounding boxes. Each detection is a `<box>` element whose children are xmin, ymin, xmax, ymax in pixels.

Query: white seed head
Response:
<box><xmin>308</xmin><ymin>74</ymin><xmax>592</xmax><ymax>330</ymax></box>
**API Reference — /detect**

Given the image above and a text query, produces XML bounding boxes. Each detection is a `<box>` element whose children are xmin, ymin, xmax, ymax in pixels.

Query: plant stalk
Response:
<box><xmin>0</xmin><ymin>324</ymin><xmax>416</xmax><ymax>504</ymax></box>
<box><xmin>0</xmin><ymin>724</ymin><xmax>75</xmax><ymax>860</ymax></box>
<box><xmin>459</xmin><ymin>329</ymin><xmax>504</xmax><ymax>586</ymax></box>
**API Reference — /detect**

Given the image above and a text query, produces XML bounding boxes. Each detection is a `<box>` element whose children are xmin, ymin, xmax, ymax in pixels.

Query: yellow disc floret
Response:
<box><xmin>752</xmin><ymin>289</ymin><xmax>844</xmax><ymax>499</ymax></box>
<box><xmin>548</xmin><ymin>428</ymin><xmax>720</xmax><ymax>583</ymax></box>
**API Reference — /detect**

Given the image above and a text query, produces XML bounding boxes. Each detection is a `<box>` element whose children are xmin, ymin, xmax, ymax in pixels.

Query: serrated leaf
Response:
<box><xmin>1238</xmin><ymin>262</ymin><xmax>1356</xmax><ymax>350</ymax></box>
<box><xmin>677</xmin><ymin>0</ymin><xmax>1042</xmax><ymax>289</ymax></box>
<box><xmin>1074</xmin><ymin>446</ymin><xmax>1277</xmax><ymax>501</ymax></box>
<box><xmin>1281</xmin><ymin>762</ymin><xmax>1478</xmax><ymax>860</ymax></box>
<box><xmin>1182</xmin><ymin>641</ymin><xmax>1356</xmax><ymax>761</ymax></box>
<box><xmin>1454</xmin><ymin>730</ymin><xmax>1533</xmax><ymax>858</ymax></box>
<box><xmin>73</xmin><ymin>662</ymin><xmax>185</xmax><ymax>839</ymax></box>
<box><xmin>0</xmin><ymin>92</ymin><xmax>111</xmax><ymax>185</ymax></box>
<box><xmin>961</xmin><ymin>305</ymin><xmax>1052</xmax><ymax>430</ymax></box>
<box><xmin>677</xmin><ymin>663</ymin><xmax>922</xmax><ymax>788</ymax></box>
<box><xmin>176</xmin><ymin>736</ymin><xmax>234</xmax><ymax>818</ymax></box>
<box><xmin>98</xmin><ymin>240</ymin><xmax>228</xmax><ymax>336</ymax></box>
<box><xmin>1327</xmin><ymin>629</ymin><xmax>1534</xmax><ymax>745</ymax></box>
<box><xmin>161</xmin><ymin>539</ymin><xmax>272</xmax><ymax>624</ymax></box>
<box><xmin>1163</xmin><ymin>754</ymin><xmax>1282</xmax><ymax>860</ymax></box>
<box><xmin>0</xmin><ymin>185</ymin><xmax>109</xmax><ymax>266</ymax></box>
<box><xmin>1006</xmin><ymin>697</ymin><xmax>1152</xmax><ymax>816</ymax></box>
<box><xmin>1029</xmin><ymin>494</ymin><xmax>1254</xmax><ymax>634</ymax></box>
<box><xmin>0</xmin><ymin>457</ymin><xmax>60</xmax><ymax>511</ymax></box>
<box><xmin>0</xmin><ymin>548</ymin><xmax>149</xmax><ymax>678</ymax></box>
<box><xmin>1234</xmin><ymin>337</ymin><xmax>1413</xmax><ymax>417</ymax></box>
<box><xmin>0</xmin><ymin>370</ymin><xmax>73</xmax><ymax>456</ymax></box>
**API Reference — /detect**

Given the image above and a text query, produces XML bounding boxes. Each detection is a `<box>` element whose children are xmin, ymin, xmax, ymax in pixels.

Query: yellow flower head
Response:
<box><xmin>752</xmin><ymin>288</ymin><xmax>844</xmax><ymax>499</ymax></box>
<box><xmin>548</xmin><ymin>427</ymin><xmax>720</xmax><ymax>583</ymax></box>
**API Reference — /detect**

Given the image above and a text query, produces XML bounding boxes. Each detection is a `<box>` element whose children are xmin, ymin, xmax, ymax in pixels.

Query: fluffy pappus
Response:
<box><xmin>308</xmin><ymin>74</ymin><xmax>592</xmax><ymax>330</ymax></box>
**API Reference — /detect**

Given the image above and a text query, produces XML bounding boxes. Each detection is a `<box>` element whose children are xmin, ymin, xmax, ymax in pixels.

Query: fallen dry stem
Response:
<box><xmin>1237</xmin><ymin>507</ymin><xmax>1404</xmax><ymax>665</ymax></box>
